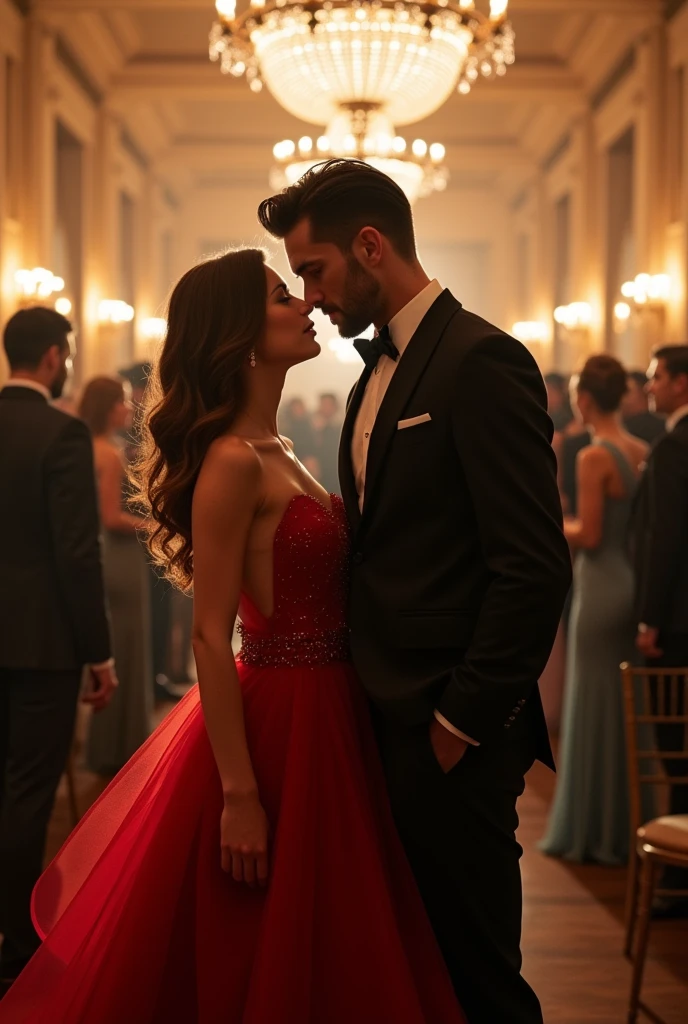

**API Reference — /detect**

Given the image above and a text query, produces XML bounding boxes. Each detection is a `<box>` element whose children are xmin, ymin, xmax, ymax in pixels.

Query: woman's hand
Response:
<box><xmin>220</xmin><ymin>791</ymin><xmax>270</xmax><ymax>887</ymax></box>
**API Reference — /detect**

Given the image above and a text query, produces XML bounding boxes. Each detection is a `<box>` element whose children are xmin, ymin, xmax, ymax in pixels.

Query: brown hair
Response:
<box><xmin>653</xmin><ymin>345</ymin><xmax>688</xmax><ymax>379</ymax></box>
<box><xmin>134</xmin><ymin>248</ymin><xmax>267</xmax><ymax>591</ymax></box>
<box><xmin>78</xmin><ymin>376</ymin><xmax>126</xmax><ymax>436</ymax></box>
<box><xmin>257</xmin><ymin>158</ymin><xmax>417</xmax><ymax>261</ymax></box>
<box><xmin>576</xmin><ymin>354</ymin><xmax>628</xmax><ymax>413</ymax></box>
<box><xmin>4</xmin><ymin>306</ymin><xmax>72</xmax><ymax>370</ymax></box>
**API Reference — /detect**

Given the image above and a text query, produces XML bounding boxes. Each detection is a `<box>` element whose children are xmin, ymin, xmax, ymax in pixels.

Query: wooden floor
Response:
<box><xmin>46</xmin><ymin>712</ymin><xmax>688</xmax><ymax>1024</ymax></box>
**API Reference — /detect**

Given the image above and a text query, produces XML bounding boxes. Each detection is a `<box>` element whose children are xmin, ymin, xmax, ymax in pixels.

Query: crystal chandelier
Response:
<box><xmin>209</xmin><ymin>0</ymin><xmax>514</xmax><ymax>124</ymax></box>
<box><xmin>270</xmin><ymin>106</ymin><xmax>448</xmax><ymax>203</ymax></box>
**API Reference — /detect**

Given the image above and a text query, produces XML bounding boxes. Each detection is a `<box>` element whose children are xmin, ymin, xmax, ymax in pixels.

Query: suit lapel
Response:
<box><xmin>338</xmin><ymin>363</ymin><xmax>374</xmax><ymax>531</ymax></box>
<box><xmin>360</xmin><ymin>290</ymin><xmax>461</xmax><ymax>528</ymax></box>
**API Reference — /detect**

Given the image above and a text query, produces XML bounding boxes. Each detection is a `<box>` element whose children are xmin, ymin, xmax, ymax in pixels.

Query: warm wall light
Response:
<box><xmin>511</xmin><ymin>321</ymin><xmax>548</xmax><ymax>344</ymax></box>
<box><xmin>553</xmin><ymin>302</ymin><xmax>592</xmax><ymax>331</ymax></box>
<box><xmin>98</xmin><ymin>299</ymin><xmax>135</xmax><ymax>324</ymax></box>
<box><xmin>140</xmin><ymin>317</ymin><xmax>167</xmax><ymax>342</ymax></box>
<box><xmin>621</xmin><ymin>273</ymin><xmax>671</xmax><ymax>309</ymax></box>
<box><xmin>54</xmin><ymin>297</ymin><xmax>72</xmax><ymax>316</ymax></box>
<box><xmin>15</xmin><ymin>267</ymin><xmax>65</xmax><ymax>305</ymax></box>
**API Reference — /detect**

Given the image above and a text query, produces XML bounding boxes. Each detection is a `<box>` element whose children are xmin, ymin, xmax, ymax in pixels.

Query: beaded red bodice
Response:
<box><xmin>237</xmin><ymin>493</ymin><xmax>350</xmax><ymax>667</ymax></box>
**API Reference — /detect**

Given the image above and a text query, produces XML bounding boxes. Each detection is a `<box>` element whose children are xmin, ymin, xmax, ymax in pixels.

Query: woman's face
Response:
<box><xmin>259</xmin><ymin>266</ymin><xmax>318</xmax><ymax>368</ymax></box>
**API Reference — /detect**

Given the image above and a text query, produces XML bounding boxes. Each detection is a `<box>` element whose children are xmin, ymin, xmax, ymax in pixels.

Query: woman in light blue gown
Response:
<box><xmin>539</xmin><ymin>356</ymin><xmax>648</xmax><ymax>865</ymax></box>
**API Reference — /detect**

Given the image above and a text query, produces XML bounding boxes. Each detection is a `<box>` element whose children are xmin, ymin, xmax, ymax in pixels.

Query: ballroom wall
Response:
<box><xmin>2</xmin><ymin>0</ymin><xmax>688</xmax><ymax>396</ymax></box>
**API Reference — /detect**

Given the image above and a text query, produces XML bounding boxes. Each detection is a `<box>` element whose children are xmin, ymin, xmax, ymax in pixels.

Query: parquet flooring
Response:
<box><xmin>43</xmin><ymin>714</ymin><xmax>688</xmax><ymax>1023</ymax></box>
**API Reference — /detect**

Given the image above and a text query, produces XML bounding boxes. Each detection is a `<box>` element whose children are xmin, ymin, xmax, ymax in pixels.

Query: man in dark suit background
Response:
<box><xmin>259</xmin><ymin>160</ymin><xmax>572</xmax><ymax>1024</ymax></box>
<box><xmin>0</xmin><ymin>307</ymin><xmax>117</xmax><ymax>990</ymax></box>
<box><xmin>623</xmin><ymin>368</ymin><xmax>666</xmax><ymax>445</ymax></box>
<box><xmin>631</xmin><ymin>345</ymin><xmax>688</xmax><ymax>910</ymax></box>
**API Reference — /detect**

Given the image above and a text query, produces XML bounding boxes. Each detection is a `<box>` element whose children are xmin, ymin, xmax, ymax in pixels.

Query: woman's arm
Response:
<box><xmin>191</xmin><ymin>438</ymin><xmax>268</xmax><ymax>885</ymax></box>
<box><xmin>97</xmin><ymin>446</ymin><xmax>144</xmax><ymax>533</ymax></box>
<box><xmin>564</xmin><ymin>445</ymin><xmax>607</xmax><ymax>550</ymax></box>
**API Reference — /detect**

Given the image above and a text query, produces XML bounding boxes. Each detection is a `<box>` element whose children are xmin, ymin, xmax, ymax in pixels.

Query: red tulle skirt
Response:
<box><xmin>0</xmin><ymin>661</ymin><xmax>465</xmax><ymax>1023</ymax></box>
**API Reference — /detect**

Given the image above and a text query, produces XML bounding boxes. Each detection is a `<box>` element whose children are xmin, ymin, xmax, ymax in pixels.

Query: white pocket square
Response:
<box><xmin>397</xmin><ymin>413</ymin><xmax>432</xmax><ymax>430</ymax></box>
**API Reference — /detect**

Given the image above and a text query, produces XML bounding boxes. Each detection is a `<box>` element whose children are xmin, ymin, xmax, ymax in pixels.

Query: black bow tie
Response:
<box><xmin>353</xmin><ymin>326</ymin><xmax>399</xmax><ymax>370</ymax></box>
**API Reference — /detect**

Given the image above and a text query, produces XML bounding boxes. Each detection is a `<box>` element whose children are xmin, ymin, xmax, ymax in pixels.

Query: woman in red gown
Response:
<box><xmin>0</xmin><ymin>249</ymin><xmax>466</xmax><ymax>1024</ymax></box>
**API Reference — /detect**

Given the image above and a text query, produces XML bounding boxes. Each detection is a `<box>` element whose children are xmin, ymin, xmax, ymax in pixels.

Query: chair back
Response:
<box><xmin>621</xmin><ymin>662</ymin><xmax>688</xmax><ymax>839</ymax></box>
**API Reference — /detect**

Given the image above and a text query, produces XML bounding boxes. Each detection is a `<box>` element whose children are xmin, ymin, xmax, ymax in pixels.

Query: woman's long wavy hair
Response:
<box><xmin>134</xmin><ymin>248</ymin><xmax>267</xmax><ymax>591</ymax></box>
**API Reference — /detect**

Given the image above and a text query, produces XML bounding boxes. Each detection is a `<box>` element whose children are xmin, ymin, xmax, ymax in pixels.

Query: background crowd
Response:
<box><xmin>0</xmin><ymin>306</ymin><xmax>687</xmax><ymax>998</ymax></box>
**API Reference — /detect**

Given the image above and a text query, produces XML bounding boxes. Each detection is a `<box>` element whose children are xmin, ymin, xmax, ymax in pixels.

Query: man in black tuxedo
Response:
<box><xmin>631</xmin><ymin>345</ymin><xmax>688</xmax><ymax>908</ymax></box>
<box><xmin>259</xmin><ymin>161</ymin><xmax>571</xmax><ymax>1024</ymax></box>
<box><xmin>0</xmin><ymin>307</ymin><xmax>116</xmax><ymax>989</ymax></box>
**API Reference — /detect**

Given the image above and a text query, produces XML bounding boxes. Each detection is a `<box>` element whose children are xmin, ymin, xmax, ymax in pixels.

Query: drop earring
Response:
<box><xmin>249</xmin><ymin>351</ymin><xmax>256</xmax><ymax>368</ymax></box>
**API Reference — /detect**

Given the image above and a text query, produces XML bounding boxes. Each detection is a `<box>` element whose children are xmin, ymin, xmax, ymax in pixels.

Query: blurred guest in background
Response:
<box><xmin>78</xmin><ymin>376</ymin><xmax>152</xmax><ymax>775</ymax></box>
<box><xmin>313</xmin><ymin>392</ymin><xmax>342</xmax><ymax>495</ymax></box>
<box><xmin>540</xmin><ymin>355</ymin><xmax>647</xmax><ymax>865</ymax></box>
<box><xmin>279</xmin><ymin>396</ymin><xmax>319</xmax><ymax>477</ymax></box>
<box><xmin>0</xmin><ymin>309</ymin><xmax>116</xmax><ymax>993</ymax></box>
<box><xmin>545</xmin><ymin>372</ymin><xmax>574</xmax><ymax>433</ymax></box>
<box><xmin>631</xmin><ymin>345</ymin><xmax>688</xmax><ymax>908</ymax></box>
<box><xmin>623</xmin><ymin>369</ymin><xmax>665</xmax><ymax>445</ymax></box>
<box><xmin>119</xmin><ymin>362</ymin><xmax>183</xmax><ymax>703</ymax></box>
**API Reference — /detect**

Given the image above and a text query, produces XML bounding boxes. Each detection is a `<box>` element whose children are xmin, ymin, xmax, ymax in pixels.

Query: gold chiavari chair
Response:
<box><xmin>621</xmin><ymin>662</ymin><xmax>688</xmax><ymax>1024</ymax></box>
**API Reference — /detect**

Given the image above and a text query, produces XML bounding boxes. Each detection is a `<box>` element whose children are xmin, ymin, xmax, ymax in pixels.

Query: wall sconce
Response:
<box><xmin>54</xmin><ymin>297</ymin><xmax>72</xmax><ymax>317</ymax></box>
<box><xmin>140</xmin><ymin>317</ymin><xmax>167</xmax><ymax>342</ymax></box>
<box><xmin>620</xmin><ymin>274</ymin><xmax>671</xmax><ymax>311</ymax></box>
<box><xmin>15</xmin><ymin>267</ymin><xmax>65</xmax><ymax>307</ymax></box>
<box><xmin>98</xmin><ymin>299</ymin><xmax>135</xmax><ymax>325</ymax></box>
<box><xmin>511</xmin><ymin>321</ymin><xmax>549</xmax><ymax>345</ymax></box>
<box><xmin>613</xmin><ymin>301</ymin><xmax>631</xmax><ymax>333</ymax></box>
<box><xmin>553</xmin><ymin>302</ymin><xmax>592</xmax><ymax>332</ymax></box>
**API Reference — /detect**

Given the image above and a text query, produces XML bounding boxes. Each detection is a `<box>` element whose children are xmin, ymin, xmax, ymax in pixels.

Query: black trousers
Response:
<box><xmin>646</xmin><ymin>633</ymin><xmax>688</xmax><ymax>890</ymax></box>
<box><xmin>376</xmin><ymin>708</ymin><xmax>543</xmax><ymax>1024</ymax></box>
<box><xmin>0</xmin><ymin>668</ymin><xmax>81</xmax><ymax>977</ymax></box>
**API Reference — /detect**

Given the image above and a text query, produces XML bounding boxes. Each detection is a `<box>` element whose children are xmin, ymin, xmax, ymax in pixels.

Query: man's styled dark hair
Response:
<box><xmin>3</xmin><ymin>306</ymin><xmax>72</xmax><ymax>371</ymax></box>
<box><xmin>257</xmin><ymin>158</ymin><xmax>417</xmax><ymax>261</ymax></box>
<box><xmin>653</xmin><ymin>345</ymin><xmax>688</xmax><ymax>379</ymax></box>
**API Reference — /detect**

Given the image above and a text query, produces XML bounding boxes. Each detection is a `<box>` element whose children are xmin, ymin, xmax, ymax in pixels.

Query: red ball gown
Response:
<box><xmin>0</xmin><ymin>494</ymin><xmax>466</xmax><ymax>1024</ymax></box>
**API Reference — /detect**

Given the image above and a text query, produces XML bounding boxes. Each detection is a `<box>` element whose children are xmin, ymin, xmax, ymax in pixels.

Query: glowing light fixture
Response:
<box><xmin>210</xmin><ymin>0</ymin><xmax>514</xmax><ymax>123</ymax></box>
<box><xmin>98</xmin><ymin>300</ymin><xmax>135</xmax><ymax>325</ymax></box>
<box><xmin>15</xmin><ymin>268</ymin><xmax>65</xmax><ymax>304</ymax></box>
<box><xmin>140</xmin><ymin>317</ymin><xmax>168</xmax><ymax>342</ymax></box>
<box><xmin>54</xmin><ymin>297</ymin><xmax>73</xmax><ymax>316</ymax></box>
<box><xmin>511</xmin><ymin>321</ymin><xmax>548</xmax><ymax>344</ymax></box>
<box><xmin>271</xmin><ymin>108</ymin><xmax>447</xmax><ymax>203</ymax></box>
<box><xmin>621</xmin><ymin>273</ymin><xmax>671</xmax><ymax>309</ymax></box>
<box><xmin>553</xmin><ymin>302</ymin><xmax>592</xmax><ymax>331</ymax></box>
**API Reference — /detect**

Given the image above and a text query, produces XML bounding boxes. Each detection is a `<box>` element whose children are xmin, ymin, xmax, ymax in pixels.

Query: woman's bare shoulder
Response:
<box><xmin>195</xmin><ymin>435</ymin><xmax>263</xmax><ymax>502</ymax></box>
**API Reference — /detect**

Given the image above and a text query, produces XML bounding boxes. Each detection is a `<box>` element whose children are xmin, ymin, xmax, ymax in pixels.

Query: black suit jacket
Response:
<box><xmin>0</xmin><ymin>386</ymin><xmax>111</xmax><ymax>670</ymax></box>
<box><xmin>631</xmin><ymin>412</ymin><xmax>688</xmax><ymax>635</ymax></box>
<box><xmin>338</xmin><ymin>291</ymin><xmax>572</xmax><ymax>769</ymax></box>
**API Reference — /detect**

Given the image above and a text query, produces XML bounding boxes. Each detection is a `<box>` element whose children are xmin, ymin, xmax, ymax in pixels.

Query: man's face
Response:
<box><xmin>646</xmin><ymin>358</ymin><xmax>680</xmax><ymax>416</ymax></box>
<box><xmin>48</xmin><ymin>338</ymin><xmax>72</xmax><ymax>399</ymax></box>
<box><xmin>285</xmin><ymin>218</ymin><xmax>382</xmax><ymax>338</ymax></box>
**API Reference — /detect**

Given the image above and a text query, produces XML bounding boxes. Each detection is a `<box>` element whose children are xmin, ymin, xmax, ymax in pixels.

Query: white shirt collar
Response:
<box><xmin>4</xmin><ymin>377</ymin><xmax>51</xmax><ymax>401</ymax></box>
<box><xmin>387</xmin><ymin>279</ymin><xmax>443</xmax><ymax>357</ymax></box>
<box><xmin>666</xmin><ymin>404</ymin><xmax>688</xmax><ymax>432</ymax></box>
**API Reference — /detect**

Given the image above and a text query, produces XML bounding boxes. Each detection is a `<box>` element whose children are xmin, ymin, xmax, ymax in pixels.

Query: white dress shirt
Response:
<box><xmin>4</xmin><ymin>378</ymin><xmax>115</xmax><ymax>673</ymax></box>
<box><xmin>350</xmin><ymin>279</ymin><xmax>478</xmax><ymax>748</ymax></box>
<box><xmin>4</xmin><ymin>377</ymin><xmax>51</xmax><ymax>401</ymax></box>
<box><xmin>666</xmin><ymin>404</ymin><xmax>688</xmax><ymax>432</ymax></box>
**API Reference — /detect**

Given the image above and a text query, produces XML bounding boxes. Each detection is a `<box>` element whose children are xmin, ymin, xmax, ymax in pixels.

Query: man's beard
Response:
<box><xmin>336</xmin><ymin>258</ymin><xmax>381</xmax><ymax>339</ymax></box>
<box><xmin>50</xmin><ymin>367</ymin><xmax>68</xmax><ymax>399</ymax></box>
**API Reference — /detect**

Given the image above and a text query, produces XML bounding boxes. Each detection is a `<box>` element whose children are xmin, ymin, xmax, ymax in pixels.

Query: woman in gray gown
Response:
<box><xmin>539</xmin><ymin>356</ymin><xmax>648</xmax><ymax>865</ymax></box>
<box><xmin>78</xmin><ymin>376</ymin><xmax>153</xmax><ymax>775</ymax></box>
